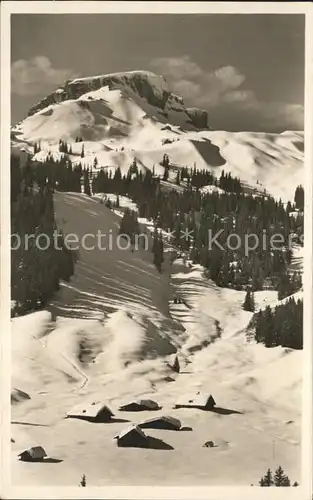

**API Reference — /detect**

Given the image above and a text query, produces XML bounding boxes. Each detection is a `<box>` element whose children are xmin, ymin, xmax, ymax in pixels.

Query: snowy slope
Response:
<box><xmin>11</xmin><ymin>71</ymin><xmax>303</xmax><ymax>487</ymax></box>
<box><xmin>11</xmin><ymin>71</ymin><xmax>304</xmax><ymax>202</ymax></box>
<box><xmin>200</xmin><ymin>130</ymin><xmax>304</xmax><ymax>201</ymax></box>
<box><xmin>11</xmin><ymin>195</ymin><xmax>301</xmax><ymax>487</ymax></box>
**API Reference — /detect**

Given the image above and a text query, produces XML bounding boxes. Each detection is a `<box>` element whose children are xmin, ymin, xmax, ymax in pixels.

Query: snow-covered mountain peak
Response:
<box><xmin>70</xmin><ymin>69</ymin><xmax>170</xmax><ymax>94</ymax></box>
<box><xmin>25</xmin><ymin>69</ymin><xmax>208</xmax><ymax>129</ymax></box>
<box><xmin>11</xmin><ymin>69</ymin><xmax>304</xmax><ymax>202</ymax></box>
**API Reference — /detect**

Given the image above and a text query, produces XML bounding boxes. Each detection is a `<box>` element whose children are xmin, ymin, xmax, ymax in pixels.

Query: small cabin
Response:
<box><xmin>138</xmin><ymin>415</ymin><xmax>181</xmax><ymax>431</ymax></box>
<box><xmin>114</xmin><ymin>425</ymin><xmax>148</xmax><ymax>448</ymax></box>
<box><xmin>66</xmin><ymin>401</ymin><xmax>114</xmax><ymax>422</ymax></box>
<box><xmin>203</xmin><ymin>441</ymin><xmax>216</xmax><ymax>448</ymax></box>
<box><xmin>18</xmin><ymin>446</ymin><xmax>47</xmax><ymax>462</ymax></box>
<box><xmin>119</xmin><ymin>399</ymin><xmax>160</xmax><ymax>412</ymax></box>
<box><xmin>174</xmin><ymin>392</ymin><xmax>216</xmax><ymax>410</ymax></box>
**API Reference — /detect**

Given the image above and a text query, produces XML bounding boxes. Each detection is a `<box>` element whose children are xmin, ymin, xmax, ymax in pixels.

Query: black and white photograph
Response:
<box><xmin>1</xmin><ymin>2</ymin><xmax>312</xmax><ymax>499</ymax></box>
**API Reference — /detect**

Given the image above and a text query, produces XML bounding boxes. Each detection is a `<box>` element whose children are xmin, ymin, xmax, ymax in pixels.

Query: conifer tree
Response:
<box><xmin>79</xmin><ymin>474</ymin><xmax>86</xmax><ymax>487</ymax></box>
<box><xmin>243</xmin><ymin>290</ymin><xmax>255</xmax><ymax>312</ymax></box>
<box><xmin>130</xmin><ymin>158</ymin><xmax>138</xmax><ymax>174</ymax></box>
<box><xmin>162</xmin><ymin>154</ymin><xmax>169</xmax><ymax>168</ymax></box>
<box><xmin>251</xmin><ymin>291</ymin><xmax>255</xmax><ymax>312</ymax></box>
<box><xmin>259</xmin><ymin>468</ymin><xmax>274</xmax><ymax>487</ymax></box>
<box><xmin>294</xmin><ymin>185</ymin><xmax>304</xmax><ymax>211</ymax></box>
<box><xmin>274</xmin><ymin>466</ymin><xmax>291</xmax><ymax>487</ymax></box>
<box><xmin>277</xmin><ymin>273</ymin><xmax>292</xmax><ymax>300</ymax></box>
<box><xmin>172</xmin><ymin>355</ymin><xmax>180</xmax><ymax>373</ymax></box>
<box><xmin>163</xmin><ymin>165</ymin><xmax>169</xmax><ymax>182</ymax></box>
<box><xmin>83</xmin><ymin>170</ymin><xmax>91</xmax><ymax>196</ymax></box>
<box><xmin>263</xmin><ymin>306</ymin><xmax>275</xmax><ymax>347</ymax></box>
<box><xmin>158</xmin><ymin>232</ymin><xmax>164</xmax><ymax>268</ymax></box>
<box><xmin>105</xmin><ymin>198</ymin><xmax>113</xmax><ymax>209</ymax></box>
<box><xmin>152</xmin><ymin>227</ymin><xmax>164</xmax><ymax>273</ymax></box>
<box><xmin>119</xmin><ymin>208</ymin><xmax>139</xmax><ymax>244</ymax></box>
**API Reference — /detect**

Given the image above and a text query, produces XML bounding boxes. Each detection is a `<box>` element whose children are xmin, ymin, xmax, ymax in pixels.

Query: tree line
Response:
<box><xmin>11</xmin><ymin>153</ymin><xmax>76</xmax><ymax>316</ymax></box>
<box><xmin>14</xmin><ymin>151</ymin><xmax>303</xmax><ymax>325</ymax></box>
<box><xmin>11</xmin><ymin>148</ymin><xmax>303</xmax><ymax>351</ymax></box>
<box><xmin>247</xmin><ymin>296</ymin><xmax>303</xmax><ymax>349</ymax></box>
<box><xmin>259</xmin><ymin>466</ymin><xmax>298</xmax><ymax>487</ymax></box>
<box><xmin>21</xmin><ymin>153</ymin><xmax>303</xmax><ymax>296</ymax></box>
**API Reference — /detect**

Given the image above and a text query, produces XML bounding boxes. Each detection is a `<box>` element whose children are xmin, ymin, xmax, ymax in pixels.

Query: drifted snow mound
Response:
<box><xmin>11</xmin><ymin>310</ymin><xmax>52</xmax><ymax>389</ymax></box>
<box><xmin>11</xmin><ymin>311</ymin><xmax>83</xmax><ymax>391</ymax></box>
<box><xmin>226</xmin><ymin>347</ymin><xmax>302</xmax><ymax>412</ymax></box>
<box><xmin>11</xmin><ymin>309</ymin><xmax>177</xmax><ymax>393</ymax></box>
<box><xmin>97</xmin><ymin>310</ymin><xmax>176</xmax><ymax>372</ymax></box>
<box><xmin>48</xmin><ymin>311</ymin><xmax>176</xmax><ymax>373</ymax></box>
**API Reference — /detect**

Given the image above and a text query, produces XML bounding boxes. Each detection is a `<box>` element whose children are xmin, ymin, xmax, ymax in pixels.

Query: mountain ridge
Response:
<box><xmin>11</xmin><ymin>69</ymin><xmax>304</xmax><ymax>202</ymax></box>
<box><xmin>25</xmin><ymin>70</ymin><xmax>210</xmax><ymax>130</ymax></box>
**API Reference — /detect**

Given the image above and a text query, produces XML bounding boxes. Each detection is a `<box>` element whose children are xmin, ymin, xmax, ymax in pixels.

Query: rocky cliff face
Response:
<box><xmin>186</xmin><ymin>107</ymin><xmax>209</xmax><ymax>129</ymax></box>
<box><xmin>27</xmin><ymin>70</ymin><xmax>210</xmax><ymax>130</ymax></box>
<box><xmin>28</xmin><ymin>71</ymin><xmax>171</xmax><ymax>116</ymax></box>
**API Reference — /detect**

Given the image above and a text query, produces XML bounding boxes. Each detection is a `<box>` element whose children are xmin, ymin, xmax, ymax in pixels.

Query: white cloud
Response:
<box><xmin>11</xmin><ymin>56</ymin><xmax>78</xmax><ymax>96</ymax></box>
<box><xmin>150</xmin><ymin>56</ymin><xmax>303</xmax><ymax>131</ymax></box>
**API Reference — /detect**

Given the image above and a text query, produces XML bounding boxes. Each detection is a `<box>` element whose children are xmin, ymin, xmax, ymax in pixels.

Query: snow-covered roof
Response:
<box><xmin>66</xmin><ymin>401</ymin><xmax>114</xmax><ymax>418</ymax></box>
<box><xmin>137</xmin><ymin>399</ymin><xmax>159</xmax><ymax>408</ymax></box>
<box><xmin>18</xmin><ymin>446</ymin><xmax>47</xmax><ymax>459</ymax></box>
<box><xmin>175</xmin><ymin>392</ymin><xmax>215</xmax><ymax>408</ymax></box>
<box><xmin>119</xmin><ymin>399</ymin><xmax>160</xmax><ymax>410</ymax></box>
<box><xmin>114</xmin><ymin>425</ymin><xmax>147</xmax><ymax>440</ymax></box>
<box><xmin>138</xmin><ymin>415</ymin><xmax>181</xmax><ymax>429</ymax></box>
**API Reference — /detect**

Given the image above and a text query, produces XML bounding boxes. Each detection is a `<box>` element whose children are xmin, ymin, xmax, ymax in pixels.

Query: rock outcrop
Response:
<box><xmin>28</xmin><ymin>71</ymin><xmax>171</xmax><ymax>116</ymax></box>
<box><xmin>186</xmin><ymin>107</ymin><xmax>209</xmax><ymax>129</ymax></box>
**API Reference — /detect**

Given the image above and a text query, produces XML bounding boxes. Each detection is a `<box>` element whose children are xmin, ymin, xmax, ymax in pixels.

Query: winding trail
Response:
<box><xmin>31</xmin><ymin>332</ymin><xmax>89</xmax><ymax>393</ymax></box>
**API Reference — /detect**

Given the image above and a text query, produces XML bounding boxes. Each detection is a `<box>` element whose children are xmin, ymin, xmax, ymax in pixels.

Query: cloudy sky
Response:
<box><xmin>11</xmin><ymin>14</ymin><xmax>305</xmax><ymax>131</ymax></box>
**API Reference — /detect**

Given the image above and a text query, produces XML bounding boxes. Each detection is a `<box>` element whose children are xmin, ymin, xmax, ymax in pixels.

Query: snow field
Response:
<box><xmin>11</xmin><ymin>201</ymin><xmax>302</xmax><ymax>485</ymax></box>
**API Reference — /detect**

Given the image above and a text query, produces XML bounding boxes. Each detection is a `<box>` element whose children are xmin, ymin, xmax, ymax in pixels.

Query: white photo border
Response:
<box><xmin>1</xmin><ymin>2</ymin><xmax>312</xmax><ymax>499</ymax></box>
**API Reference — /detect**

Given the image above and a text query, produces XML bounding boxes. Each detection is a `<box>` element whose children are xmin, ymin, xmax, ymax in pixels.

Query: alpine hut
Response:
<box><xmin>114</xmin><ymin>425</ymin><xmax>148</xmax><ymax>448</ymax></box>
<box><xmin>18</xmin><ymin>446</ymin><xmax>47</xmax><ymax>462</ymax></box>
<box><xmin>138</xmin><ymin>415</ymin><xmax>181</xmax><ymax>431</ymax></box>
<box><xmin>118</xmin><ymin>399</ymin><xmax>161</xmax><ymax>412</ymax></box>
<box><xmin>66</xmin><ymin>401</ymin><xmax>114</xmax><ymax>422</ymax></box>
<box><xmin>174</xmin><ymin>392</ymin><xmax>216</xmax><ymax>410</ymax></box>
